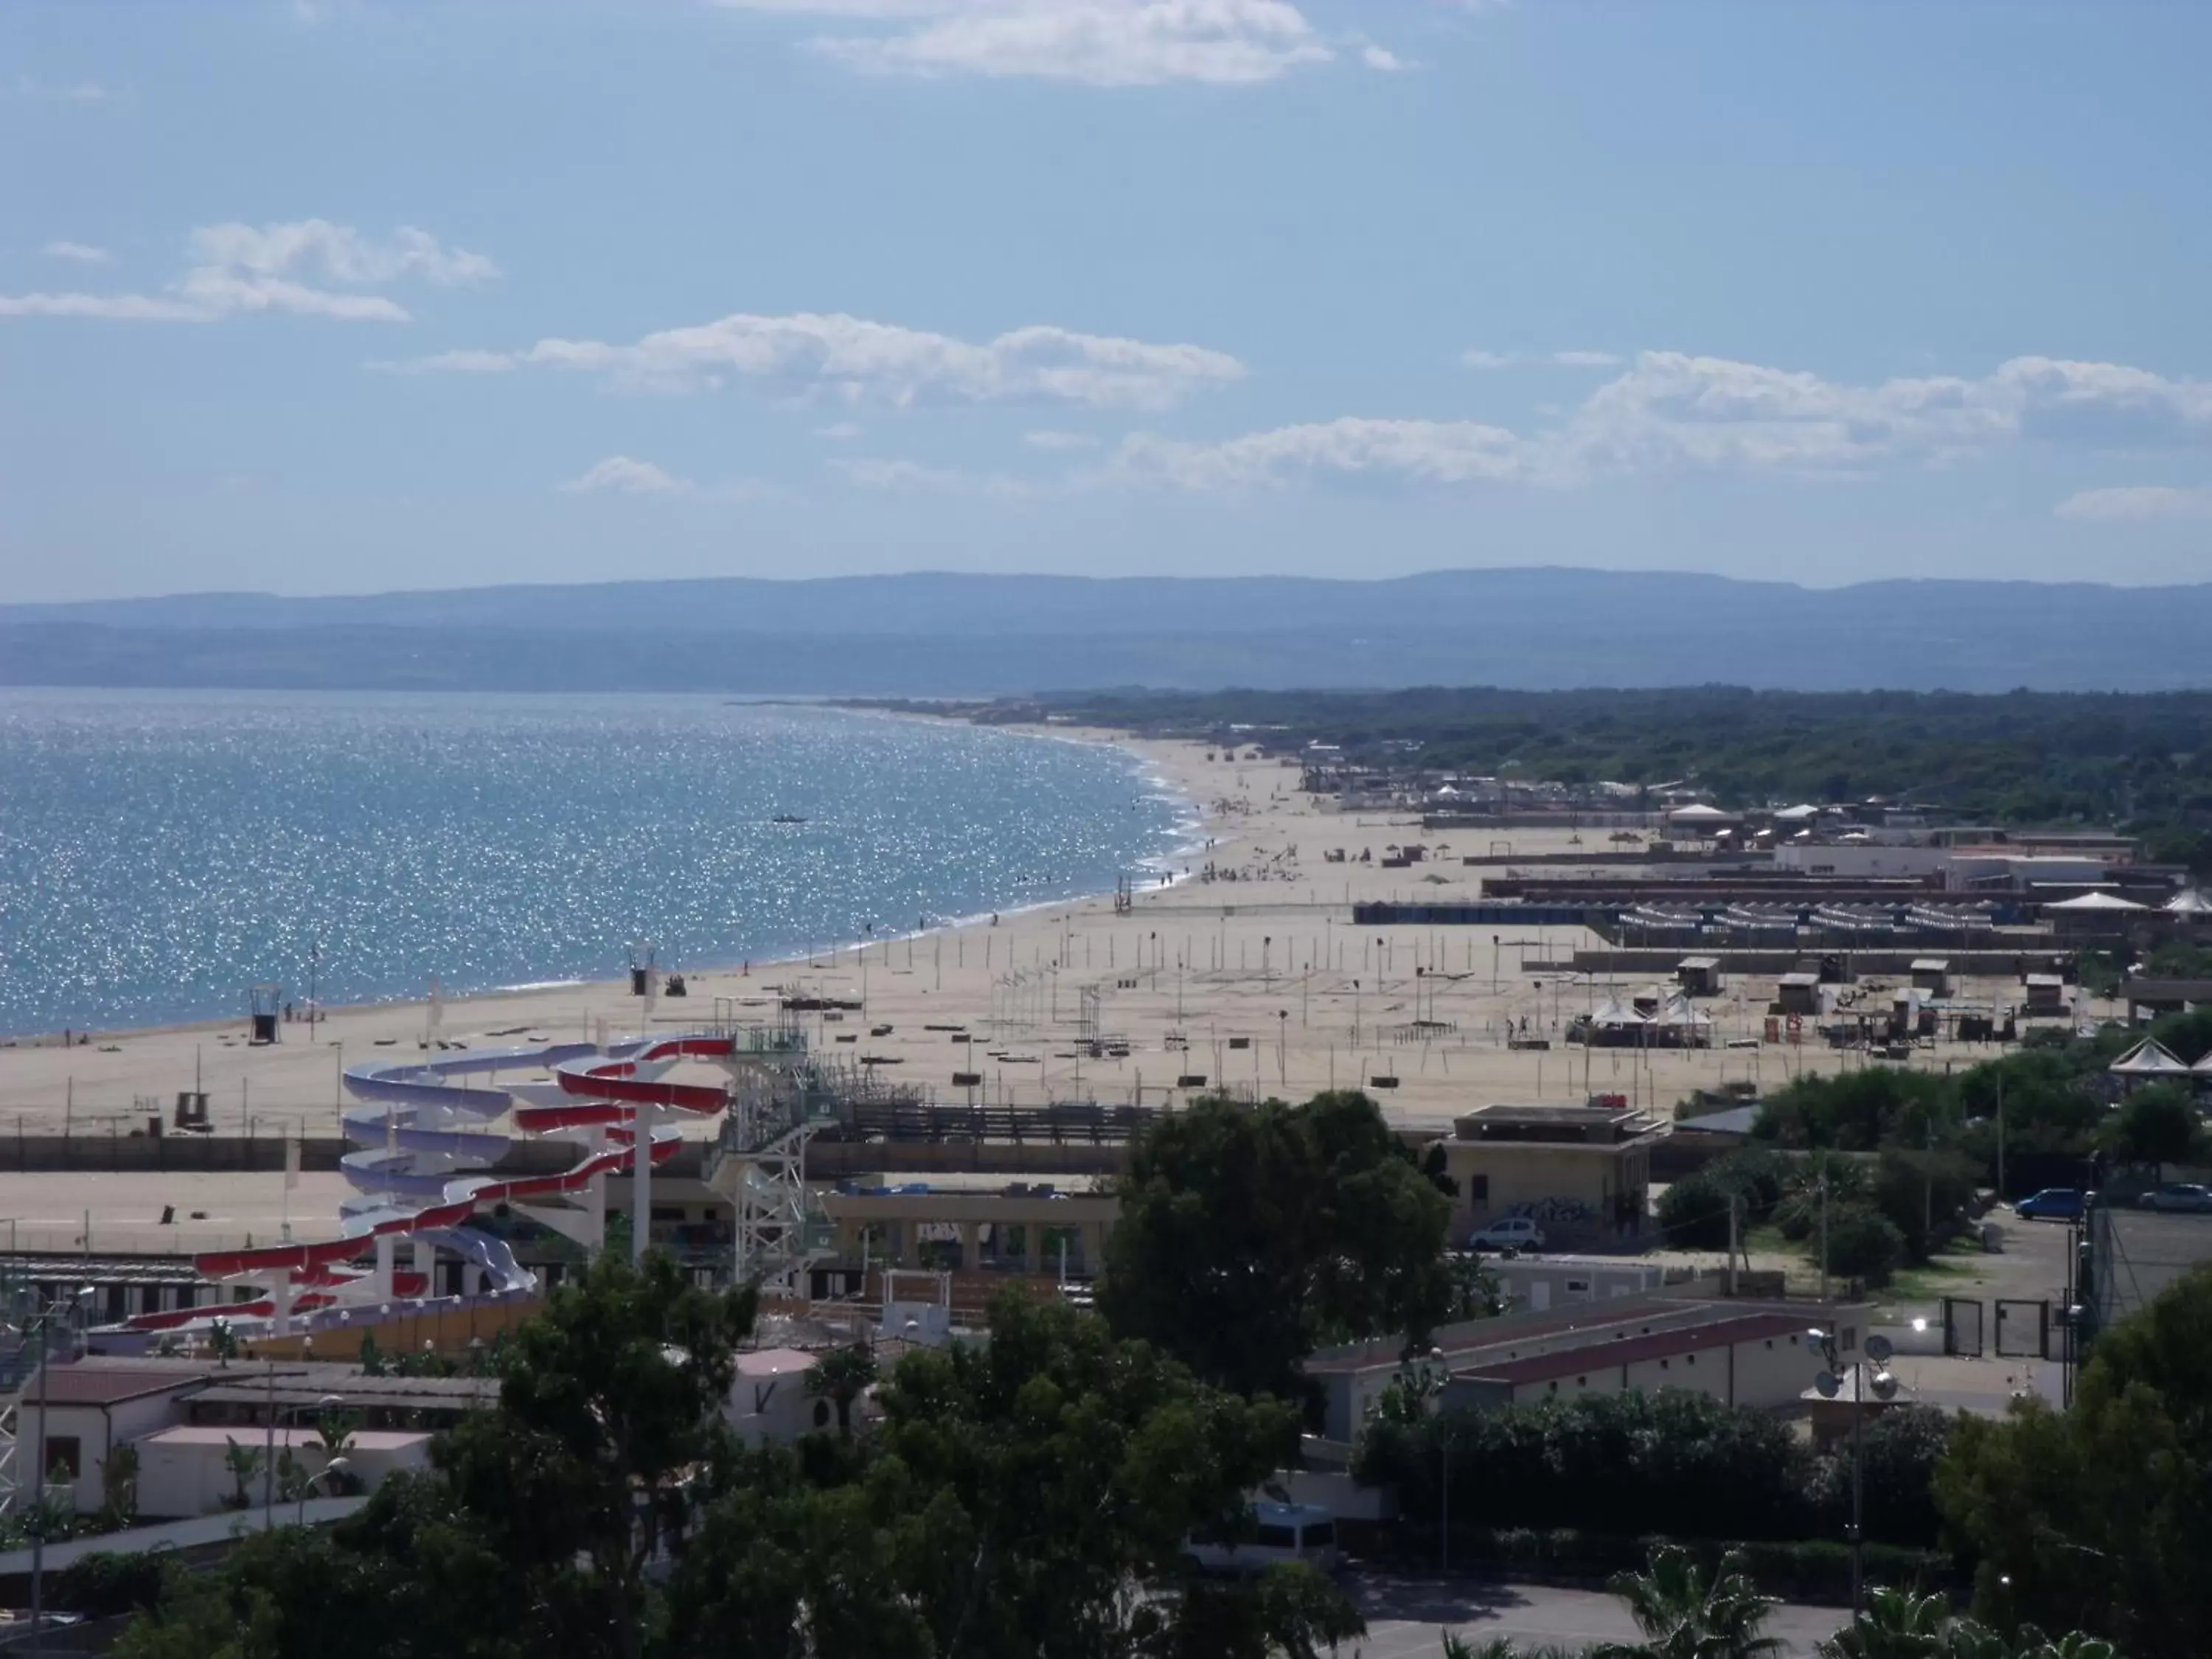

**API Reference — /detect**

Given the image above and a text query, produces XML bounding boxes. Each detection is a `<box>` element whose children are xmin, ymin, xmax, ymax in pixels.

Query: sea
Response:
<box><xmin>0</xmin><ymin>689</ymin><xmax>1194</xmax><ymax>1037</ymax></box>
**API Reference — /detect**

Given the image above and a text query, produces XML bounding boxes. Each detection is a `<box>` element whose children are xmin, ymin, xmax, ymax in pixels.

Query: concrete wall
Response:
<box><xmin>134</xmin><ymin>1427</ymin><xmax>431</xmax><ymax>1520</ymax></box>
<box><xmin>1505</xmin><ymin>1327</ymin><xmax>1823</xmax><ymax>1410</ymax></box>
<box><xmin>1438</xmin><ymin>1141</ymin><xmax>1649</xmax><ymax>1234</ymax></box>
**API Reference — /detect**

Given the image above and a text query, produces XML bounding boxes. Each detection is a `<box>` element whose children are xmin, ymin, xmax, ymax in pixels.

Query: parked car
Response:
<box><xmin>2014</xmin><ymin>1188</ymin><xmax>2088</xmax><ymax>1222</ymax></box>
<box><xmin>2143</xmin><ymin>1183</ymin><xmax>2212</xmax><ymax>1214</ymax></box>
<box><xmin>1467</xmin><ymin>1216</ymin><xmax>1546</xmax><ymax>1253</ymax></box>
<box><xmin>1185</xmin><ymin>1503</ymin><xmax>1341</xmax><ymax>1577</ymax></box>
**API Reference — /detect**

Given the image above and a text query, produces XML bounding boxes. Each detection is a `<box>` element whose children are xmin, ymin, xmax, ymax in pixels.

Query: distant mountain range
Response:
<box><xmin>3</xmin><ymin>568</ymin><xmax>2205</xmax><ymax>694</ymax></box>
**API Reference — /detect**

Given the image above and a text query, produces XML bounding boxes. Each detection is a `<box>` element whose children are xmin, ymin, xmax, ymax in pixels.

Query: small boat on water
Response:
<box><xmin>771</xmin><ymin>813</ymin><xmax>808</xmax><ymax>824</ymax></box>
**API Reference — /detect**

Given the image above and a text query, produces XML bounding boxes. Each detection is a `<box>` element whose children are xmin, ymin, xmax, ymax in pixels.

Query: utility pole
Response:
<box><xmin>1818</xmin><ymin>1176</ymin><xmax>1830</xmax><ymax>1304</ymax></box>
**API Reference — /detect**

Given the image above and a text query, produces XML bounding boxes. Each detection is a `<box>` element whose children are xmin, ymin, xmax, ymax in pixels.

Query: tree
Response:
<box><xmin>431</xmin><ymin>1248</ymin><xmax>758</xmax><ymax>1659</ymax></box>
<box><xmin>98</xmin><ymin>1443</ymin><xmax>140</xmax><ymax>1528</ymax></box>
<box><xmin>1816</xmin><ymin>1586</ymin><xmax>1950</xmax><ymax>1659</ymax></box>
<box><xmin>804</xmin><ymin>1342</ymin><xmax>877</xmax><ymax>1433</ymax></box>
<box><xmin>1100</xmin><ymin>1091</ymin><xmax>1452</xmax><ymax>1399</ymax></box>
<box><xmin>1936</xmin><ymin>1263</ymin><xmax>2212</xmax><ymax>1658</ymax></box>
<box><xmin>1823</xmin><ymin>1204</ymin><xmax>1905</xmax><ymax>1287</ymax></box>
<box><xmin>669</xmin><ymin>1290</ymin><xmax>1363</xmax><ymax>1659</ymax></box>
<box><xmin>1591</xmin><ymin>1544</ymin><xmax>1781</xmax><ymax>1659</ymax></box>
<box><xmin>220</xmin><ymin>1441</ymin><xmax>262</xmax><ymax>1513</ymax></box>
<box><xmin>2096</xmin><ymin>1083</ymin><xmax>2203</xmax><ymax>1178</ymax></box>
<box><xmin>1655</xmin><ymin>1172</ymin><xmax>1733</xmax><ymax>1250</ymax></box>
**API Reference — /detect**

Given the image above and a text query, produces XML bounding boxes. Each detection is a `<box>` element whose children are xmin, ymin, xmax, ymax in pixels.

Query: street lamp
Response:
<box><xmin>1809</xmin><ymin>1327</ymin><xmax>1896</xmax><ymax>1615</ymax></box>
<box><xmin>19</xmin><ymin>1284</ymin><xmax>97</xmax><ymax>1655</ymax></box>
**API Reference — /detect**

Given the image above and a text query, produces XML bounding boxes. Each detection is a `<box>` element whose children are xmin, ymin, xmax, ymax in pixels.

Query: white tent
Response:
<box><xmin>2049</xmin><ymin>891</ymin><xmax>2149</xmax><ymax>912</ymax></box>
<box><xmin>1666</xmin><ymin>803</ymin><xmax>1733</xmax><ymax>824</ymax></box>
<box><xmin>2165</xmin><ymin>889</ymin><xmax>2212</xmax><ymax>916</ymax></box>
<box><xmin>2110</xmin><ymin>1038</ymin><xmax>2191</xmax><ymax>1078</ymax></box>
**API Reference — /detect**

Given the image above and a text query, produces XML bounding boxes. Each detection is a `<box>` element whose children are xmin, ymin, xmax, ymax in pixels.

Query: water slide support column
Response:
<box><xmin>374</xmin><ymin>1234</ymin><xmax>397</xmax><ymax>1301</ymax></box>
<box><xmin>411</xmin><ymin>1239</ymin><xmax>435</xmax><ymax>1298</ymax></box>
<box><xmin>632</xmin><ymin>1107</ymin><xmax>654</xmax><ymax>1265</ymax></box>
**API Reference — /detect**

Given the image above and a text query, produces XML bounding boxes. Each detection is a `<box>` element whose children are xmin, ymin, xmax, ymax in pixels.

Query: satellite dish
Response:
<box><xmin>1865</xmin><ymin>1334</ymin><xmax>1893</xmax><ymax>1364</ymax></box>
<box><xmin>1814</xmin><ymin>1371</ymin><xmax>1840</xmax><ymax>1399</ymax></box>
<box><xmin>1871</xmin><ymin>1371</ymin><xmax>1899</xmax><ymax>1402</ymax></box>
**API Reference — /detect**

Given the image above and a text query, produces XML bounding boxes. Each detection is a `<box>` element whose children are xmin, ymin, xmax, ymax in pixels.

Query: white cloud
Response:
<box><xmin>815</xmin><ymin>420</ymin><xmax>864</xmax><ymax>439</ymax></box>
<box><xmin>382</xmin><ymin>310</ymin><xmax>1244</xmax><ymax>409</ymax></box>
<box><xmin>0</xmin><ymin>219</ymin><xmax>495</xmax><ymax>326</ymax></box>
<box><xmin>1116</xmin><ymin>417</ymin><xmax>1531</xmax><ymax>490</ymax></box>
<box><xmin>832</xmin><ymin>456</ymin><xmax>1033</xmax><ymax>496</ymax></box>
<box><xmin>13</xmin><ymin>76</ymin><xmax>117</xmax><ymax>103</ymax></box>
<box><xmin>720</xmin><ymin>0</ymin><xmax>1335</xmax><ymax>86</ymax></box>
<box><xmin>1360</xmin><ymin>44</ymin><xmax>1408</xmax><ymax>72</ymax></box>
<box><xmin>40</xmin><ymin>240</ymin><xmax>111</xmax><ymax>265</ymax></box>
<box><xmin>1462</xmin><ymin>347</ymin><xmax>1622</xmax><ymax>369</ymax></box>
<box><xmin>2056</xmin><ymin>485</ymin><xmax>2212</xmax><ymax>522</ymax></box>
<box><xmin>1023</xmin><ymin>428</ymin><xmax>1099</xmax><ymax>449</ymax></box>
<box><xmin>1115</xmin><ymin>350</ymin><xmax>2212</xmax><ymax>493</ymax></box>
<box><xmin>558</xmin><ymin>456</ymin><xmax>692</xmax><ymax>495</ymax></box>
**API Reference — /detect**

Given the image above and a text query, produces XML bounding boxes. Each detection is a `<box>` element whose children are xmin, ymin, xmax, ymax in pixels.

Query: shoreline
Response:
<box><xmin>1</xmin><ymin>718</ymin><xmax>1219</xmax><ymax>1051</ymax></box>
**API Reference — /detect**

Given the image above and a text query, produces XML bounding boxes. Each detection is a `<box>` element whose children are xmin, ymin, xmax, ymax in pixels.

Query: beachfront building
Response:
<box><xmin>1304</xmin><ymin>1292</ymin><xmax>1868</xmax><ymax>1441</ymax></box>
<box><xmin>1429</xmin><ymin>1102</ymin><xmax>1668</xmax><ymax>1242</ymax></box>
<box><xmin>818</xmin><ymin>1177</ymin><xmax>1117</xmax><ymax>1279</ymax></box>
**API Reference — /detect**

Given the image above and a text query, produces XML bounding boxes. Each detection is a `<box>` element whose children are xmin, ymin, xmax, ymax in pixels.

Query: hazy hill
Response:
<box><xmin>2</xmin><ymin>568</ymin><xmax>2206</xmax><ymax>693</ymax></box>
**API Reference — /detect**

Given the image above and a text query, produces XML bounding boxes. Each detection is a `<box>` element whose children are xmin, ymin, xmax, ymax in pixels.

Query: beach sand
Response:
<box><xmin>0</xmin><ymin>728</ymin><xmax>2042</xmax><ymax>1249</ymax></box>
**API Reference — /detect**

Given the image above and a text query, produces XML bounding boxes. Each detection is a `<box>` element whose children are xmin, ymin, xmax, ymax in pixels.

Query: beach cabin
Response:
<box><xmin>1676</xmin><ymin>956</ymin><xmax>1725</xmax><ymax>998</ymax></box>
<box><xmin>1910</xmin><ymin>958</ymin><xmax>1954</xmax><ymax>998</ymax></box>
<box><xmin>1775</xmin><ymin>973</ymin><xmax>1823</xmax><ymax>1018</ymax></box>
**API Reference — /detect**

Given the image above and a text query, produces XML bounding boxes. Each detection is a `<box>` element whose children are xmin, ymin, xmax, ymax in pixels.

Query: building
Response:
<box><xmin>14</xmin><ymin>1359</ymin><xmax>225</xmax><ymax>1515</ymax></box>
<box><xmin>1482</xmin><ymin>1254</ymin><xmax>1698</xmax><ymax>1314</ymax></box>
<box><xmin>1444</xmin><ymin>1312</ymin><xmax>1826</xmax><ymax>1411</ymax></box>
<box><xmin>1430</xmin><ymin>1103</ymin><xmax>1668</xmax><ymax>1241</ymax></box>
<box><xmin>1910</xmin><ymin>958</ymin><xmax>1954</xmax><ymax>998</ymax></box>
<box><xmin>726</xmin><ymin>1348</ymin><xmax>830</xmax><ymax>1444</ymax></box>
<box><xmin>1304</xmin><ymin>1293</ymin><xmax>1873</xmax><ymax>1441</ymax></box>
<box><xmin>133</xmin><ymin>1424</ymin><xmax>432</xmax><ymax>1519</ymax></box>
<box><xmin>1676</xmin><ymin>956</ymin><xmax>1725</xmax><ymax>997</ymax></box>
<box><xmin>819</xmin><ymin>1177</ymin><xmax>1117</xmax><ymax>1278</ymax></box>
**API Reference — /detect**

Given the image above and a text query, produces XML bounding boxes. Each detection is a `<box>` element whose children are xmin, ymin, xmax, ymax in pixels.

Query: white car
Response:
<box><xmin>1184</xmin><ymin>1503</ymin><xmax>1342</xmax><ymax>1576</ymax></box>
<box><xmin>1467</xmin><ymin>1216</ymin><xmax>1546</xmax><ymax>1253</ymax></box>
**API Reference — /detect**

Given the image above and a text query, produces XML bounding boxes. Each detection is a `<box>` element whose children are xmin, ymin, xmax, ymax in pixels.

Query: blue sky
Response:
<box><xmin>5</xmin><ymin>0</ymin><xmax>2211</xmax><ymax>601</ymax></box>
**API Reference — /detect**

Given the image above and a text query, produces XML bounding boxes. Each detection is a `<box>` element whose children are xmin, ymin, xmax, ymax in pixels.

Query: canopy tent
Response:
<box><xmin>1666</xmin><ymin>803</ymin><xmax>1733</xmax><ymax>824</ymax></box>
<box><xmin>2048</xmin><ymin>891</ymin><xmax>2149</xmax><ymax>912</ymax></box>
<box><xmin>2110</xmin><ymin>1038</ymin><xmax>2192</xmax><ymax>1078</ymax></box>
<box><xmin>2165</xmin><ymin>889</ymin><xmax>2212</xmax><ymax>917</ymax></box>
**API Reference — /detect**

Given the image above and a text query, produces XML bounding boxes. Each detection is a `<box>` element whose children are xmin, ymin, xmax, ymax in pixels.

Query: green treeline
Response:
<box><xmin>1007</xmin><ymin>686</ymin><xmax>2212</xmax><ymax>870</ymax></box>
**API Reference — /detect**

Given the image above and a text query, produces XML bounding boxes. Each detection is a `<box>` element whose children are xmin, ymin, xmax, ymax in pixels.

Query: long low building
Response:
<box><xmin>1304</xmin><ymin>1291</ymin><xmax>1874</xmax><ymax>1441</ymax></box>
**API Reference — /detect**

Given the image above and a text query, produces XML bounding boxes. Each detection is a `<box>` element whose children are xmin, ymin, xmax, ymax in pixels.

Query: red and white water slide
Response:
<box><xmin>116</xmin><ymin>1034</ymin><xmax>739</xmax><ymax>1340</ymax></box>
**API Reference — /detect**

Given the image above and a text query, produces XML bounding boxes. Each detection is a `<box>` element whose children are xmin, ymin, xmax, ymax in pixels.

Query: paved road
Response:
<box><xmin>1342</xmin><ymin>1573</ymin><xmax>1845</xmax><ymax>1658</ymax></box>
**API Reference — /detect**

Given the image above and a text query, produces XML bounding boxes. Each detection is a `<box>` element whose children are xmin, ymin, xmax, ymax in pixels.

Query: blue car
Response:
<box><xmin>2014</xmin><ymin>1188</ymin><xmax>2088</xmax><ymax>1222</ymax></box>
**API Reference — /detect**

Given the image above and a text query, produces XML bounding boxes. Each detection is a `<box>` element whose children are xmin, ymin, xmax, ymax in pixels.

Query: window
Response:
<box><xmin>1660</xmin><ymin>1359</ymin><xmax>1670</xmax><ymax>1369</ymax></box>
<box><xmin>1686</xmin><ymin>1354</ymin><xmax>1696</xmax><ymax>1365</ymax></box>
<box><xmin>812</xmin><ymin>1401</ymin><xmax>832</xmax><ymax>1430</ymax></box>
<box><xmin>44</xmin><ymin>1437</ymin><xmax>80</xmax><ymax>1481</ymax></box>
<box><xmin>1467</xmin><ymin>1175</ymin><xmax>1490</xmax><ymax>1202</ymax></box>
<box><xmin>1255</xmin><ymin>1524</ymin><xmax>1297</xmax><ymax>1548</ymax></box>
<box><xmin>1566</xmin><ymin>1280</ymin><xmax>1590</xmax><ymax>1293</ymax></box>
<box><xmin>1576</xmin><ymin>1375</ymin><xmax>1587</xmax><ymax>1386</ymax></box>
<box><xmin>1299</xmin><ymin>1520</ymin><xmax>1335</xmax><ymax>1548</ymax></box>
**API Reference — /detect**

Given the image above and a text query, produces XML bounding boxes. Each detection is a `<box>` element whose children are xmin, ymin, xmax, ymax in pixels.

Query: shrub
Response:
<box><xmin>1656</xmin><ymin>1174</ymin><xmax>1733</xmax><ymax>1250</ymax></box>
<box><xmin>1823</xmin><ymin>1203</ymin><xmax>1905</xmax><ymax>1286</ymax></box>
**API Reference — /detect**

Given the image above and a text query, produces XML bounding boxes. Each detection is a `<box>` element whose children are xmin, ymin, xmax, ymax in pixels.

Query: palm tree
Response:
<box><xmin>1817</xmin><ymin>1587</ymin><xmax>1951</xmax><ymax>1658</ymax></box>
<box><xmin>1592</xmin><ymin>1544</ymin><xmax>1782</xmax><ymax>1659</ymax></box>
<box><xmin>1441</xmin><ymin>1635</ymin><xmax>1581</xmax><ymax>1659</ymax></box>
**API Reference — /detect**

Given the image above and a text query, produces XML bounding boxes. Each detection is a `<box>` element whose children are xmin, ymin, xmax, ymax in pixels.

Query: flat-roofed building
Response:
<box><xmin>1303</xmin><ymin>1293</ymin><xmax>1872</xmax><ymax>1441</ymax></box>
<box><xmin>819</xmin><ymin>1176</ymin><xmax>1118</xmax><ymax>1277</ymax></box>
<box><xmin>1430</xmin><ymin>1103</ymin><xmax>1668</xmax><ymax>1240</ymax></box>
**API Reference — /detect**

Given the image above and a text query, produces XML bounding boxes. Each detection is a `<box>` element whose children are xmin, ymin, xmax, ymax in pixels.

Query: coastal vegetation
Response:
<box><xmin>975</xmin><ymin>686</ymin><xmax>2212</xmax><ymax>874</ymax></box>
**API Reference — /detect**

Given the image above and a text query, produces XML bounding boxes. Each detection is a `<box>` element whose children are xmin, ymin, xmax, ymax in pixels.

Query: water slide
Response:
<box><xmin>120</xmin><ymin>1033</ymin><xmax>741</xmax><ymax>1336</ymax></box>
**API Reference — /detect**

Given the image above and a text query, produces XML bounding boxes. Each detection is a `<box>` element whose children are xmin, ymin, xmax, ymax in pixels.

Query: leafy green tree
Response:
<box><xmin>1823</xmin><ymin>1203</ymin><xmax>1906</xmax><ymax>1287</ymax></box>
<box><xmin>2096</xmin><ymin>1083</ymin><xmax>2203</xmax><ymax>1178</ymax></box>
<box><xmin>1591</xmin><ymin>1544</ymin><xmax>1781</xmax><ymax>1659</ymax></box>
<box><xmin>1655</xmin><ymin>1171</ymin><xmax>1734</xmax><ymax>1250</ymax></box>
<box><xmin>1101</xmin><ymin>1090</ymin><xmax>1451</xmax><ymax>1399</ymax></box>
<box><xmin>220</xmin><ymin>1440</ymin><xmax>262</xmax><ymax>1513</ymax></box>
<box><xmin>804</xmin><ymin>1342</ymin><xmax>877</xmax><ymax>1433</ymax></box>
<box><xmin>671</xmin><ymin>1290</ymin><xmax>1360</xmax><ymax>1659</ymax></box>
<box><xmin>1936</xmin><ymin>1263</ymin><xmax>2212</xmax><ymax>1658</ymax></box>
<box><xmin>433</xmin><ymin>1249</ymin><xmax>757</xmax><ymax>1659</ymax></box>
<box><xmin>98</xmin><ymin>1443</ymin><xmax>140</xmax><ymax>1528</ymax></box>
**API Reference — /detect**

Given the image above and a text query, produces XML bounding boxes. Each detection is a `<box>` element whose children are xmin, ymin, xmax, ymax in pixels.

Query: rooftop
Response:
<box><xmin>1451</xmin><ymin>1102</ymin><xmax>1669</xmax><ymax>1146</ymax></box>
<box><xmin>1458</xmin><ymin>1313</ymin><xmax>1814</xmax><ymax>1388</ymax></box>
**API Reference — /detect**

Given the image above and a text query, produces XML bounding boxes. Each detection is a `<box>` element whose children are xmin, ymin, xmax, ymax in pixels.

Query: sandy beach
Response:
<box><xmin>0</xmin><ymin>726</ymin><xmax>2039</xmax><ymax>1251</ymax></box>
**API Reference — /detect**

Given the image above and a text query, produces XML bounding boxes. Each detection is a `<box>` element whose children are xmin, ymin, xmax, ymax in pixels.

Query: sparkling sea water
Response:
<box><xmin>0</xmin><ymin>690</ymin><xmax>1192</xmax><ymax>1037</ymax></box>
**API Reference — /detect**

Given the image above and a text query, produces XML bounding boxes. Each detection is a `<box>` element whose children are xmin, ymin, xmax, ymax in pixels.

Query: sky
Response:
<box><xmin>4</xmin><ymin>0</ymin><xmax>2212</xmax><ymax>602</ymax></box>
